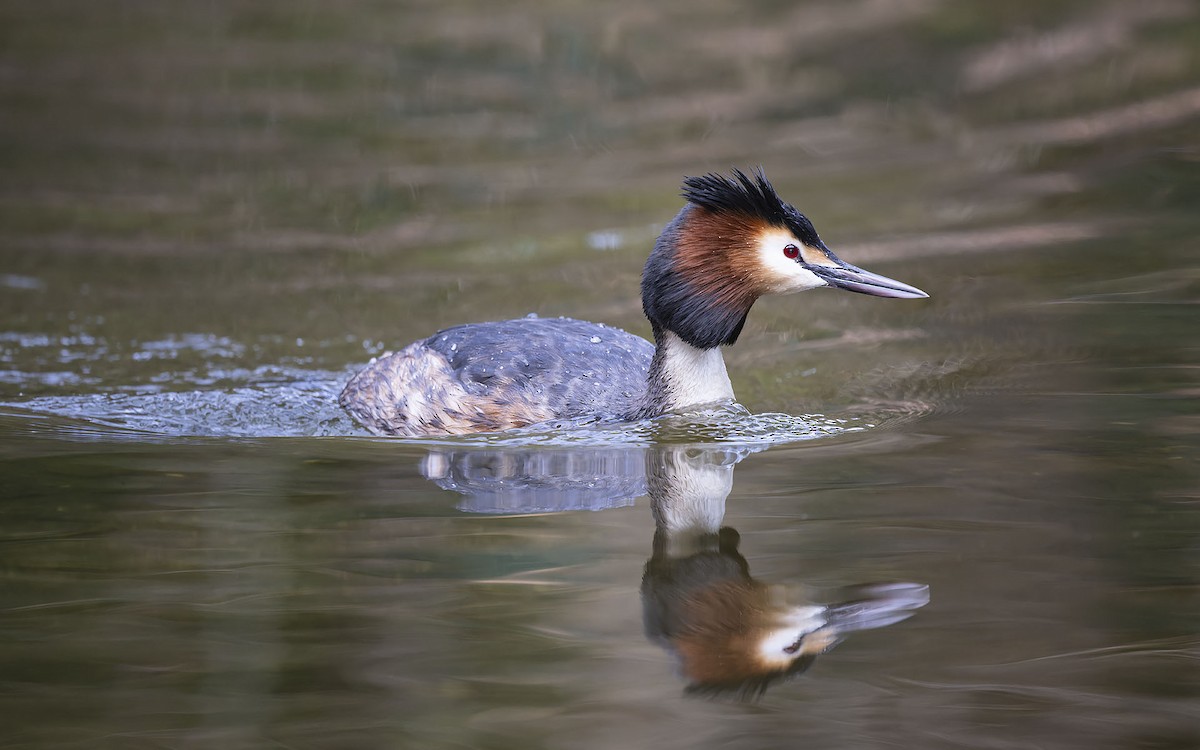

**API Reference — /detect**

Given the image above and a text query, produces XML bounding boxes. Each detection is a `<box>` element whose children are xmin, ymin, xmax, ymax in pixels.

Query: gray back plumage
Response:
<box><xmin>425</xmin><ymin>317</ymin><xmax>652</xmax><ymax>416</ymax></box>
<box><xmin>340</xmin><ymin>317</ymin><xmax>654</xmax><ymax>435</ymax></box>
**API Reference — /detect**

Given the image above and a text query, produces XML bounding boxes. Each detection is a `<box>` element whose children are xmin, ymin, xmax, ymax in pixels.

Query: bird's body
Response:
<box><xmin>340</xmin><ymin>317</ymin><xmax>653</xmax><ymax>436</ymax></box>
<box><xmin>340</xmin><ymin>169</ymin><xmax>928</xmax><ymax>437</ymax></box>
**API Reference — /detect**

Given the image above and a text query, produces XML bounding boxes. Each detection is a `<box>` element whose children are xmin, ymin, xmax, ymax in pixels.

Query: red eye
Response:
<box><xmin>783</xmin><ymin>243</ymin><xmax>800</xmax><ymax>260</ymax></box>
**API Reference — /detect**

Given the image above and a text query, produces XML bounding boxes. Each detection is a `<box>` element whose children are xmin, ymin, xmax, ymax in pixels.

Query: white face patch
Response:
<box><xmin>755</xmin><ymin>605</ymin><xmax>831</xmax><ymax>668</ymax></box>
<box><xmin>754</xmin><ymin>228</ymin><xmax>829</xmax><ymax>294</ymax></box>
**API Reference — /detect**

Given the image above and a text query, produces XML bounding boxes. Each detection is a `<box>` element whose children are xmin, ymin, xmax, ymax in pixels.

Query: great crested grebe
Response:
<box><xmin>340</xmin><ymin>168</ymin><xmax>928</xmax><ymax>436</ymax></box>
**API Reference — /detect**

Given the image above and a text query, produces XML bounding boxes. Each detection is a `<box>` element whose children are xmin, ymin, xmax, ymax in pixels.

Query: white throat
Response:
<box><xmin>656</xmin><ymin>331</ymin><xmax>735</xmax><ymax>412</ymax></box>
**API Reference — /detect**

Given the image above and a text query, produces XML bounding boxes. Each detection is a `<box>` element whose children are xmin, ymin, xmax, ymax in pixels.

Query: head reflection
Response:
<box><xmin>420</xmin><ymin>442</ymin><xmax>927</xmax><ymax>698</ymax></box>
<box><xmin>642</xmin><ymin>446</ymin><xmax>927</xmax><ymax>698</ymax></box>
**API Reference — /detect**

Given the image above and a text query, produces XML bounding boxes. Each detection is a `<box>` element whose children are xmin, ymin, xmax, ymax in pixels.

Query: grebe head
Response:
<box><xmin>642</xmin><ymin>168</ymin><xmax>928</xmax><ymax>350</ymax></box>
<box><xmin>671</xmin><ymin>581</ymin><xmax>930</xmax><ymax>698</ymax></box>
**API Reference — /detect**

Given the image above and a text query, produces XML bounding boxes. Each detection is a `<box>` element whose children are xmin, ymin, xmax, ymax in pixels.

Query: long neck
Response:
<box><xmin>646</xmin><ymin>447</ymin><xmax>736</xmax><ymax>556</ymax></box>
<box><xmin>634</xmin><ymin>328</ymin><xmax>734</xmax><ymax>418</ymax></box>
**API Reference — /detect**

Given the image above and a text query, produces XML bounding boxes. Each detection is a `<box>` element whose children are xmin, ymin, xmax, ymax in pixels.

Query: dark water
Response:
<box><xmin>2</xmin><ymin>1</ymin><xmax>1198</xmax><ymax>748</ymax></box>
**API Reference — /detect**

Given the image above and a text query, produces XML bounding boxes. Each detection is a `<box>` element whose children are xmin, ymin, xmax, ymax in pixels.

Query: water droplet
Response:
<box><xmin>589</xmin><ymin>336</ymin><xmax>602</xmax><ymax>343</ymax></box>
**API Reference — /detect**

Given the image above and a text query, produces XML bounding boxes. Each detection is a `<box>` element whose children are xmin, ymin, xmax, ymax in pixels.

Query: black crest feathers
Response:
<box><xmin>681</xmin><ymin>168</ymin><xmax>821</xmax><ymax>247</ymax></box>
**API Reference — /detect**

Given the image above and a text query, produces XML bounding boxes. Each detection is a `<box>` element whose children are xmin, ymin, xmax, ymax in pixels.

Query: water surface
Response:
<box><xmin>1</xmin><ymin>2</ymin><xmax>1198</xmax><ymax>748</ymax></box>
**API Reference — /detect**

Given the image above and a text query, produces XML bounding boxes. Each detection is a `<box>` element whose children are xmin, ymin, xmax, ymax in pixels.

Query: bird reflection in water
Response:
<box><xmin>642</xmin><ymin>447</ymin><xmax>928</xmax><ymax>697</ymax></box>
<box><xmin>421</xmin><ymin>443</ymin><xmax>928</xmax><ymax>698</ymax></box>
